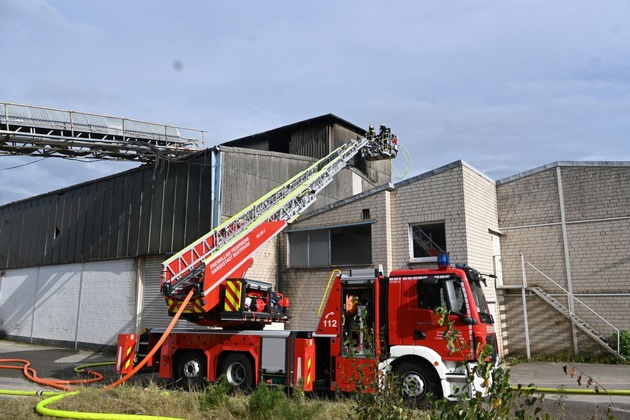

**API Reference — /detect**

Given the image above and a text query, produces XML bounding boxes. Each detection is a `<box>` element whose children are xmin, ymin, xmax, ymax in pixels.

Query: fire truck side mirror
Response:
<box><xmin>462</xmin><ymin>317</ymin><xmax>479</xmax><ymax>325</ymax></box>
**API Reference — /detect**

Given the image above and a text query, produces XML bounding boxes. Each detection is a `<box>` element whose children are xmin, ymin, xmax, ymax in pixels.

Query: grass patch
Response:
<box><xmin>0</xmin><ymin>382</ymin><xmax>354</xmax><ymax>420</ymax></box>
<box><xmin>504</xmin><ymin>350</ymin><xmax>623</xmax><ymax>366</ymax></box>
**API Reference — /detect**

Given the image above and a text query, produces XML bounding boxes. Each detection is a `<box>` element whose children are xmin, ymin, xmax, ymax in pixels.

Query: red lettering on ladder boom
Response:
<box><xmin>199</xmin><ymin>220</ymin><xmax>287</xmax><ymax>302</ymax></box>
<box><xmin>209</xmin><ymin>237</ymin><xmax>250</xmax><ymax>275</ymax></box>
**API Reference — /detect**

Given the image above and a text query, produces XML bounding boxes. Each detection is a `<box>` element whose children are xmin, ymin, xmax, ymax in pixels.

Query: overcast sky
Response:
<box><xmin>1</xmin><ymin>0</ymin><xmax>629</xmax><ymax>205</ymax></box>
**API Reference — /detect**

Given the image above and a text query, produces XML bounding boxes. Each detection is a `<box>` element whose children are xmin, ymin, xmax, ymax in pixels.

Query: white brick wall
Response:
<box><xmin>498</xmin><ymin>164</ymin><xmax>630</xmax><ymax>357</ymax></box>
<box><xmin>0</xmin><ymin>260</ymin><xmax>137</xmax><ymax>349</ymax></box>
<box><xmin>32</xmin><ymin>264</ymin><xmax>82</xmax><ymax>343</ymax></box>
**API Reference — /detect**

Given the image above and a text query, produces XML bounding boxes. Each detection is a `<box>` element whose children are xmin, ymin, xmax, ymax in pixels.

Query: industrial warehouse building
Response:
<box><xmin>0</xmin><ymin>114</ymin><xmax>391</xmax><ymax>350</ymax></box>
<box><xmin>0</xmin><ymin>113</ymin><xmax>628</xmax><ymax>359</ymax></box>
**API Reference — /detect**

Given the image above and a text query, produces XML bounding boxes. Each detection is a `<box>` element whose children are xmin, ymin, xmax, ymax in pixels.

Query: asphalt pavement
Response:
<box><xmin>0</xmin><ymin>339</ymin><xmax>119</xmax><ymax>393</ymax></box>
<box><xmin>505</xmin><ymin>361</ymin><xmax>630</xmax><ymax>419</ymax></box>
<box><xmin>1</xmin><ymin>340</ymin><xmax>630</xmax><ymax>418</ymax></box>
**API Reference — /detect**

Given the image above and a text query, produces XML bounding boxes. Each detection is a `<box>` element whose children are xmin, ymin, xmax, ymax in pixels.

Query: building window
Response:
<box><xmin>410</xmin><ymin>222</ymin><xmax>446</xmax><ymax>261</ymax></box>
<box><xmin>289</xmin><ymin>223</ymin><xmax>372</xmax><ymax>268</ymax></box>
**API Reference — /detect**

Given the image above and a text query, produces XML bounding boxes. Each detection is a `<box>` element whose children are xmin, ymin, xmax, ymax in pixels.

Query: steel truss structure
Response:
<box><xmin>0</xmin><ymin>102</ymin><xmax>205</xmax><ymax>162</ymax></box>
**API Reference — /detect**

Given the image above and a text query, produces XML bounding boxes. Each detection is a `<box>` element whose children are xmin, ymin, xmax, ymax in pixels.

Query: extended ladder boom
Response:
<box><xmin>161</xmin><ymin>124</ymin><xmax>398</xmax><ymax>324</ymax></box>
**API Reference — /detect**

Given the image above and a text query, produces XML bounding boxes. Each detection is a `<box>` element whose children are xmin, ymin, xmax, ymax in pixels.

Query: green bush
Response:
<box><xmin>351</xmin><ymin>370</ymin><xmax>419</xmax><ymax>420</ymax></box>
<box><xmin>427</xmin><ymin>307</ymin><xmax>549</xmax><ymax>420</ymax></box>
<box><xmin>247</xmin><ymin>383</ymin><xmax>327</xmax><ymax>420</ymax></box>
<box><xmin>199</xmin><ymin>377</ymin><xmax>232</xmax><ymax>409</ymax></box>
<box><xmin>613</xmin><ymin>330</ymin><xmax>630</xmax><ymax>359</ymax></box>
<box><xmin>248</xmin><ymin>383</ymin><xmax>287</xmax><ymax>414</ymax></box>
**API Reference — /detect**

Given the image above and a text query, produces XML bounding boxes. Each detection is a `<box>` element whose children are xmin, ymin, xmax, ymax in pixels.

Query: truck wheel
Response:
<box><xmin>394</xmin><ymin>361</ymin><xmax>441</xmax><ymax>405</ymax></box>
<box><xmin>220</xmin><ymin>353</ymin><xmax>254</xmax><ymax>391</ymax></box>
<box><xmin>175</xmin><ymin>351</ymin><xmax>207</xmax><ymax>389</ymax></box>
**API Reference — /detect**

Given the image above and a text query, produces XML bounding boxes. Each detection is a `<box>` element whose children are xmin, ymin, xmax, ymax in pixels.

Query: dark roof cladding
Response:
<box><xmin>222</xmin><ymin>114</ymin><xmax>366</xmax><ymax>147</ymax></box>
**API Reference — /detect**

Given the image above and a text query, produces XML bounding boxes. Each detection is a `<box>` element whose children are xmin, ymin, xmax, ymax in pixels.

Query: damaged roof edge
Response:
<box><xmin>222</xmin><ymin>113</ymin><xmax>366</xmax><ymax>146</ymax></box>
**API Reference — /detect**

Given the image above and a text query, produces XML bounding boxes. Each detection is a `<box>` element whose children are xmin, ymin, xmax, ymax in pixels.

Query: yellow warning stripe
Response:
<box><xmin>124</xmin><ymin>345</ymin><xmax>133</xmax><ymax>370</ymax></box>
<box><xmin>224</xmin><ymin>280</ymin><xmax>242</xmax><ymax>312</ymax></box>
<box><xmin>167</xmin><ymin>298</ymin><xmax>205</xmax><ymax>314</ymax></box>
<box><xmin>307</xmin><ymin>357</ymin><xmax>312</xmax><ymax>386</ymax></box>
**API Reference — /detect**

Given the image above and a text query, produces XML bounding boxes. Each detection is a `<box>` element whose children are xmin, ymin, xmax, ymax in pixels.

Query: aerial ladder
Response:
<box><xmin>160</xmin><ymin>124</ymin><xmax>398</xmax><ymax>327</ymax></box>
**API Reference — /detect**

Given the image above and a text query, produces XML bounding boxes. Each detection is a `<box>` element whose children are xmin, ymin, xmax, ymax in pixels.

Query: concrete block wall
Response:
<box><xmin>461</xmin><ymin>165</ymin><xmax>504</xmax><ymax>355</ymax></box>
<box><xmin>566</xmin><ymin>220</ymin><xmax>630</xmax><ymax>294</ymax></box>
<box><xmin>390</xmin><ymin>164</ymin><xmax>468</xmax><ymax>269</ymax></box>
<box><xmin>461</xmin><ymin>164</ymin><xmax>500</xmax><ymax>298</ymax></box>
<box><xmin>75</xmin><ymin>260</ymin><xmax>138</xmax><ymax>346</ymax></box>
<box><xmin>500</xmin><ymin>225</ymin><xmax>568</xmax><ymax>291</ymax></box>
<box><xmin>279</xmin><ymin>187</ymin><xmax>392</xmax><ymax>331</ymax></box>
<box><xmin>503</xmin><ymin>292</ymin><xmax>611</xmax><ymax>356</ymax></box>
<box><xmin>502</xmin><ymin>292</ymin><xmax>573</xmax><ymax>356</ymax></box>
<box><xmin>561</xmin><ymin>166</ymin><xmax>630</xmax><ymax>220</ymax></box>
<box><xmin>498</xmin><ymin>168</ymin><xmax>561</xmax><ymax>227</ymax></box>
<box><xmin>281</xmin><ymin>268</ymin><xmax>340</xmax><ymax>331</ymax></box>
<box><xmin>33</xmin><ymin>264</ymin><xmax>82</xmax><ymax>343</ymax></box>
<box><xmin>0</xmin><ymin>260</ymin><xmax>137</xmax><ymax>350</ymax></box>
<box><xmin>566</xmin><ymin>219</ymin><xmax>630</xmax><ymax>337</ymax></box>
<box><xmin>247</xmin><ymin>237</ymin><xmax>279</xmax><ymax>289</ymax></box>
<box><xmin>498</xmin><ymin>168</ymin><xmax>567</xmax><ymax>357</ymax></box>
<box><xmin>497</xmin><ymin>164</ymin><xmax>630</xmax><ymax>357</ymax></box>
<box><xmin>572</xmin><ymin>295</ymin><xmax>630</xmax><ymax>342</ymax></box>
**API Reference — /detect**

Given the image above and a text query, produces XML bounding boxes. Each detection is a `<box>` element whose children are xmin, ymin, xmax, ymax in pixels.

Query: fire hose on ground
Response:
<box><xmin>0</xmin><ymin>289</ymin><xmax>194</xmax><ymax>419</ymax></box>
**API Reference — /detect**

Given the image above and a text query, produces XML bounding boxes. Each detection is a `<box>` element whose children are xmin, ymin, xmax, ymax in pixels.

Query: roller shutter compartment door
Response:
<box><xmin>140</xmin><ymin>256</ymin><xmax>189</xmax><ymax>329</ymax></box>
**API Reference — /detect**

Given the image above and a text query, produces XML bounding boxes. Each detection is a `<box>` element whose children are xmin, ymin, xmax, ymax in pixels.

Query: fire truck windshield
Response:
<box><xmin>469</xmin><ymin>282</ymin><xmax>493</xmax><ymax>324</ymax></box>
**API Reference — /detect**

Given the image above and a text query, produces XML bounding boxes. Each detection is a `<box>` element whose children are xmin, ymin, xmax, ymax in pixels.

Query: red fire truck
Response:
<box><xmin>116</xmin><ymin>125</ymin><xmax>496</xmax><ymax>403</ymax></box>
<box><xmin>314</xmin><ymin>258</ymin><xmax>496</xmax><ymax>401</ymax></box>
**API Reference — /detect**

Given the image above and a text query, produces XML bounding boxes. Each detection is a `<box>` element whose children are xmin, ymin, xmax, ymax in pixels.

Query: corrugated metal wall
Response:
<box><xmin>289</xmin><ymin>123</ymin><xmax>369</xmax><ymax>160</ymax></box>
<box><xmin>225</xmin><ymin>119</ymin><xmax>391</xmax><ymax>187</ymax></box>
<box><xmin>331</xmin><ymin>124</ymin><xmax>361</xmax><ymax>149</ymax></box>
<box><xmin>219</xmin><ymin>147</ymin><xmax>315</xmax><ymax>217</ymax></box>
<box><xmin>0</xmin><ymin>154</ymin><xmax>214</xmax><ymax>269</ymax></box>
<box><xmin>219</xmin><ymin>146</ymin><xmax>371</xmax><ymax>218</ymax></box>
<box><xmin>288</xmin><ymin>123</ymin><xmax>391</xmax><ymax>184</ymax></box>
<box><xmin>289</xmin><ymin>125</ymin><xmax>329</xmax><ymax>159</ymax></box>
<box><xmin>0</xmin><ymin>117</ymin><xmax>391</xmax><ymax>271</ymax></box>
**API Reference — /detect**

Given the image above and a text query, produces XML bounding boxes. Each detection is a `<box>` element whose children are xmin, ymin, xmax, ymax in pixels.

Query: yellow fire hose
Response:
<box><xmin>0</xmin><ymin>289</ymin><xmax>194</xmax><ymax>420</ymax></box>
<box><xmin>511</xmin><ymin>385</ymin><xmax>630</xmax><ymax>395</ymax></box>
<box><xmin>36</xmin><ymin>391</ymin><xmax>183</xmax><ymax>420</ymax></box>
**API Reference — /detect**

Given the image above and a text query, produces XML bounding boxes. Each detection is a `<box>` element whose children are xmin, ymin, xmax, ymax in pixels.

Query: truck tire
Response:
<box><xmin>174</xmin><ymin>351</ymin><xmax>207</xmax><ymax>390</ymax></box>
<box><xmin>220</xmin><ymin>353</ymin><xmax>254</xmax><ymax>391</ymax></box>
<box><xmin>394</xmin><ymin>361</ymin><xmax>441</xmax><ymax>405</ymax></box>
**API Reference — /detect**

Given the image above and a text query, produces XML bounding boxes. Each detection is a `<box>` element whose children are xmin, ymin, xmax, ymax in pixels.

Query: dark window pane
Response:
<box><xmin>412</xmin><ymin>223</ymin><xmax>446</xmax><ymax>258</ymax></box>
<box><xmin>417</xmin><ymin>278</ymin><xmax>465</xmax><ymax>313</ymax></box>
<box><xmin>417</xmin><ymin>281</ymin><xmax>443</xmax><ymax>310</ymax></box>
<box><xmin>289</xmin><ymin>231</ymin><xmax>308</xmax><ymax>267</ymax></box>
<box><xmin>309</xmin><ymin>230</ymin><xmax>329</xmax><ymax>267</ymax></box>
<box><xmin>331</xmin><ymin>224</ymin><xmax>371</xmax><ymax>265</ymax></box>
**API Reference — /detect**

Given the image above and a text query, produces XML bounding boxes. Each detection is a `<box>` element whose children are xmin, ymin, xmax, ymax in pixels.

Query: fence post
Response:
<box><xmin>521</xmin><ymin>254</ymin><xmax>531</xmax><ymax>360</ymax></box>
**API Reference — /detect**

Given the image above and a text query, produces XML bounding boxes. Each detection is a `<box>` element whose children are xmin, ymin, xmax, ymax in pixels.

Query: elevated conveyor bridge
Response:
<box><xmin>0</xmin><ymin>102</ymin><xmax>205</xmax><ymax>162</ymax></box>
